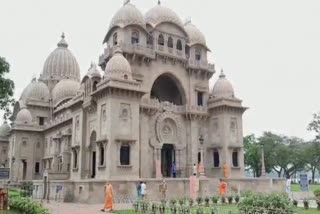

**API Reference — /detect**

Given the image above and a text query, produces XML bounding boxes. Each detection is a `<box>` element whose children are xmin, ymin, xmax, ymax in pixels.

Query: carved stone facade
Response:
<box><xmin>4</xmin><ymin>1</ymin><xmax>247</xmax><ymax>182</ymax></box>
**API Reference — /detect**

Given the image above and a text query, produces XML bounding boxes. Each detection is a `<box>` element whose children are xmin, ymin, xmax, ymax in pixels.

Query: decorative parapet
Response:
<box><xmin>187</xmin><ymin>59</ymin><xmax>215</xmax><ymax>73</ymax></box>
<box><xmin>43</xmin><ymin>112</ymin><xmax>72</xmax><ymax>130</ymax></box>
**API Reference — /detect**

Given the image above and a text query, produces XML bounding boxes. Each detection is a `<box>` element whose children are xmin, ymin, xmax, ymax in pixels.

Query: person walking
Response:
<box><xmin>101</xmin><ymin>182</ymin><xmax>113</xmax><ymax>212</ymax></box>
<box><xmin>137</xmin><ymin>182</ymin><xmax>142</xmax><ymax>199</ymax></box>
<box><xmin>172</xmin><ymin>162</ymin><xmax>177</xmax><ymax>178</ymax></box>
<box><xmin>141</xmin><ymin>182</ymin><xmax>147</xmax><ymax>200</ymax></box>
<box><xmin>219</xmin><ymin>179</ymin><xmax>227</xmax><ymax>197</ymax></box>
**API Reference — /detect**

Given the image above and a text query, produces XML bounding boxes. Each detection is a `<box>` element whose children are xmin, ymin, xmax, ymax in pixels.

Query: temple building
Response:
<box><xmin>3</xmin><ymin>0</ymin><xmax>247</xmax><ymax>184</ymax></box>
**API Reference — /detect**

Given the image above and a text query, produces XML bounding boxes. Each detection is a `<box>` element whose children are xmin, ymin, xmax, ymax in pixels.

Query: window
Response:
<box><xmin>35</xmin><ymin>162</ymin><xmax>40</xmax><ymax>173</ymax></box>
<box><xmin>131</xmin><ymin>30</ymin><xmax>139</xmax><ymax>44</ymax></box>
<box><xmin>197</xmin><ymin>92</ymin><xmax>203</xmax><ymax>106</ymax></box>
<box><xmin>158</xmin><ymin>34</ymin><xmax>164</xmax><ymax>46</ymax></box>
<box><xmin>113</xmin><ymin>32</ymin><xmax>118</xmax><ymax>45</ymax></box>
<box><xmin>39</xmin><ymin>117</ymin><xmax>45</xmax><ymax>125</ymax></box>
<box><xmin>58</xmin><ymin>158</ymin><xmax>63</xmax><ymax>172</ymax></box>
<box><xmin>100</xmin><ymin>144</ymin><xmax>105</xmax><ymax>166</ymax></box>
<box><xmin>22</xmin><ymin>141</ymin><xmax>27</xmax><ymax>147</ymax></box>
<box><xmin>167</xmin><ymin>37</ymin><xmax>173</xmax><ymax>48</ymax></box>
<box><xmin>195</xmin><ymin>48</ymin><xmax>201</xmax><ymax>60</ymax></box>
<box><xmin>176</xmin><ymin>39</ymin><xmax>182</xmax><ymax>50</ymax></box>
<box><xmin>73</xmin><ymin>150</ymin><xmax>78</xmax><ymax>169</ymax></box>
<box><xmin>147</xmin><ymin>34</ymin><xmax>153</xmax><ymax>47</ymax></box>
<box><xmin>232</xmin><ymin>150</ymin><xmax>239</xmax><ymax>167</ymax></box>
<box><xmin>120</xmin><ymin>144</ymin><xmax>130</xmax><ymax>165</ymax></box>
<box><xmin>185</xmin><ymin>45</ymin><xmax>189</xmax><ymax>58</ymax></box>
<box><xmin>92</xmin><ymin>81</ymin><xmax>98</xmax><ymax>91</ymax></box>
<box><xmin>213</xmin><ymin>149</ymin><xmax>220</xmax><ymax>167</ymax></box>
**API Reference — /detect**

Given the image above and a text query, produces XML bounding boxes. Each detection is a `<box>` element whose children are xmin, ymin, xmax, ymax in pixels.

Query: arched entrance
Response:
<box><xmin>150</xmin><ymin>74</ymin><xmax>186</xmax><ymax>105</ymax></box>
<box><xmin>90</xmin><ymin>131</ymin><xmax>97</xmax><ymax>178</ymax></box>
<box><xmin>161</xmin><ymin>144</ymin><xmax>175</xmax><ymax>177</ymax></box>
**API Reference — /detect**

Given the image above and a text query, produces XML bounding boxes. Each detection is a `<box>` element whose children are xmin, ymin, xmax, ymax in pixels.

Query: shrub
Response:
<box><xmin>20</xmin><ymin>181</ymin><xmax>34</xmax><ymax>197</ymax></box>
<box><xmin>9</xmin><ymin>197</ymin><xmax>50</xmax><ymax>214</ymax></box>
<box><xmin>292</xmin><ymin>200</ymin><xmax>298</xmax><ymax>207</ymax></box>
<box><xmin>227</xmin><ymin>195</ymin><xmax>233</xmax><ymax>204</ymax></box>
<box><xmin>314</xmin><ymin>189</ymin><xmax>320</xmax><ymax>197</ymax></box>
<box><xmin>196</xmin><ymin>196</ymin><xmax>203</xmax><ymax>205</ymax></box>
<box><xmin>211</xmin><ymin>196</ymin><xmax>219</xmax><ymax>204</ymax></box>
<box><xmin>220</xmin><ymin>196</ymin><xmax>226</xmax><ymax>204</ymax></box>
<box><xmin>204</xmin><ymin>196</ymin><xmax>210</xmax><ymax>206</ymax></box>
<box><xmin>303</xmin><ymin>199</ymin><xmax>309</xmax><ymax>210</ymax></box>
<box><xmin>189</xmin><ymin>198</ymin><xmax>194</xmax><ymax>206</ymax></box>
<box><xmin>235</xmin><ymin>195</ymin><xmax>240</xmax><ymax>203</ymax></box>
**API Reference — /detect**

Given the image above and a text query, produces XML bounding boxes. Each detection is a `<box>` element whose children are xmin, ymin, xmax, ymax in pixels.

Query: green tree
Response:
<box><xmin>308</xmin><ymin>112</ymin><xmax>320</xmax><ymax>139</ymax></box>
<box><xmin>304</xmin><ymin>141</ymin><xmax>320</xmax><ymax>183</ymax></box>
<box><xmin>243</xmin><ymin>134</ymin><xmax>261</xmax><ymax>177</ymax></box>
<box><xmin>0</xmin><ymin>57</ymin><xmax>15</xmax><ymax>119</ymax></box>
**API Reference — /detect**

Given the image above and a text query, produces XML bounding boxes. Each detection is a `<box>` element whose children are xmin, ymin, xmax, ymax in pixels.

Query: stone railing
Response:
<box><xmin>102</xmin><ymin>43</ymin><xmax>155</xmax><ymax>60</ymax></box>
<box><xmin>44</xmin><ymin>113</ymin><xmax>72</xmax><ymax>130</ymax></box>
<box><xmin>188</xmin><ymin>59</ymin><xmax>215</xmax><ymax>72</ymax></box>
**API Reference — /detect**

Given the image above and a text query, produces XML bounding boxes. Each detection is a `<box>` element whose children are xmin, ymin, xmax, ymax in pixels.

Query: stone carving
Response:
<box><xmin>118</xmin><ymin>103</ymin><xmax>131</xmax><ymax>136</ymax></box>
<box><xmin>156</xmin><ymin>111</ymin><xmax>182</xmax><ymax>145</ymax></box>
<box><xmin>100</xmin><ymin>104</ymin><xmax>107</xmax><ymax>136</ymax></box>
<box><xmin>230</xmin><ymin>118</ymin><xmax>238</xmax><ymax>143</ymax></box>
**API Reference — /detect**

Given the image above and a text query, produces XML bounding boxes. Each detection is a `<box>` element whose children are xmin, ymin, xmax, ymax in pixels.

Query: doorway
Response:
<box><xmin>22</xmin><ymin>160</ymin><xmax>27</xmax><ymax>180</ymax></box>
<box><xmin>198</xmin><ymin>152</ymin><xmax>201</xmax><ymax>163</ymax></box>
<box><xmin>161</xmin><ymin>144</ymin><xmax>175</xmax><ymax>177</ymax></box>
<box><xmin>91</xmin><ymin>151</ymin><xmax>96</xmax><ymax>178</ymax></box>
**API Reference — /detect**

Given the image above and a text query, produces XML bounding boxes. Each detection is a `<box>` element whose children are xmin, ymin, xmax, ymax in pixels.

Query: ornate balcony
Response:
<box><xmin>187</xmin><ymin>59</ymin><xmax>215</xmax><ymax>73</ymax></box>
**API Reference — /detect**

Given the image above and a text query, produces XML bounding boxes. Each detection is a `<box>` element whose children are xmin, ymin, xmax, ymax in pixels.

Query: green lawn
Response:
<box><xmin>291</xmin><ymin>183</ymin><xmax>320</xmax><ymax>192</ymax></box>
<box><xmin>114</xmin><ymin>207</ymin><xmax>320</xmax><ymax>214</ymax></box>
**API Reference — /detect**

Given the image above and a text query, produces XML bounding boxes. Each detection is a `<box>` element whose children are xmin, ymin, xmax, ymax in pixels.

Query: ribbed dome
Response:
<box><xmin>41</xmin><ymin>33</ymin><xmax>80</xmax><ymax>82</ymax></box>
<box><xmin>105</xmin><ymin>48</ymin><xmax>132</xmax><ymax>80</ymax></box>
<box><xmin>87</xmin><ymin>62</ymin><xmax>101</xmax><ymax>77</ymax></box>
<box><xmin>20</xmin><ymin>78</ymin><xmax>50</xmax><ymax>102</ymax></box>
<box><xmin>109</xmin><ymin>1</ymin><xmax>145</xmax><ymax>30</ymax></box>
<box><xmin>212</xmin><ymin>70</ymin><xmax>235</xmax><ymax>98</ymax></box>
<box><xmin>16</xmin><ymin>107</ymin><xmax>33</xmax><ymax>124</ymax></box>
<box><xmin>145</xmin><ymin>3</ymin><xmax>184</xmax><ymax>30</ymax></box>
<box><xmin>184</xmin><ymin>21</ymin><xmax>206</xmax><ymax>47</ymax></box>
<box><xmin>52</xmin><ymin>79</ymin><xmax>80</xmax><ymax>106</ymax></box>
<box><xmin>0</xmin><ymin>122</ymin><xmax>10</xmax><ymax>137</ymax></box>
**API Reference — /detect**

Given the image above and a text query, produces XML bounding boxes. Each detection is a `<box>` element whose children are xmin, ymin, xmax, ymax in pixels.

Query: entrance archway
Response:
<box><xmin>161</xmin><ymin>144</ymin><xmax>175</xmax><ymax>177</ymax></box>
<box><xmin>150</xmin><ymin>73</ymin><xmax>186</xmax><ymax>105</ymax></box>
<box><xmin>90</xmin><ymin>131</ymin><xmax>97</xmax><ymax>178</ymax></box>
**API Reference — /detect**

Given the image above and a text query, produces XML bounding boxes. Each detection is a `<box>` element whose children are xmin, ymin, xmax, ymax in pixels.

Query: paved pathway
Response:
<box><xmin>43</xmin><ymin>202</ymin><xmax>132</xmax><ymax>214</ymax></box>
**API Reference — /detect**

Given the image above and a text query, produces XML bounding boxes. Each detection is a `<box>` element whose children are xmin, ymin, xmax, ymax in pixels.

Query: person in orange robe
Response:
<box><xmin>219</xmin><ymin>179</ymin><xmax>227</xmax><ymax>197</ymax></box>
<box><xmin>101</xmin><ymin>182</ymin><xmax>113</xmax><ymax>212</ymax></box>
<box><xmin>223</xmin><ymin>162</ymin><xmax>228</xmax><ymax>178</ymax></box>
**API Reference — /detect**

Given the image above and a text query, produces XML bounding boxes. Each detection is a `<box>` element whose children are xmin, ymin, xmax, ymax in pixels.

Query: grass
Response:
<box><xmin>113</xmin><ymin>207</ymin><xmax>320</xmax><ymax>214</ymax></box>
<box><xmin>291</xmin><ymin>183</ymin><xmax>320</xmax><ymax>192</ymax></box>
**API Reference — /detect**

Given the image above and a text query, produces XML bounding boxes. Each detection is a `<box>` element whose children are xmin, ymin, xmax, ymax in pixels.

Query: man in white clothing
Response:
<box><xmin>141</xmin><ymin>182</ymin><xmax>147</xmax><ymax>199</ymax></box>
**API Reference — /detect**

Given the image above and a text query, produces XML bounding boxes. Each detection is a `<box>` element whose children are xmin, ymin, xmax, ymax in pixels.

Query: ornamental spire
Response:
<box><xmin>219</xmin><ymin>69</ymin><xmax>226</xmax><ymax>78</ymax></box>
<box><xmin>57</xmin><ymin>32</ymin><xmax>68</xmax><ymax>48</ymax></box>
<box><xmin>158</xmin><ymin>0</ymin><xmax>161</xmax><ymax>5</ymax></box>
<box><xmin>123</xmin><ymin>0</ymin><xmax>130</xmax><ymax>6</ymax></box>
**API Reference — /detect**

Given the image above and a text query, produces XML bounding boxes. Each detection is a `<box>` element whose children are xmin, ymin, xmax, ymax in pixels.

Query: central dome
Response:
<box><xmin>41</xmin><ymin>33</ymin><xmax>80</xmax><ymax>82</ymax></box>
<box><xmin>145</xmin><ymin>3</ymin><xmax>184</xmax><ymax>30</ymax></box>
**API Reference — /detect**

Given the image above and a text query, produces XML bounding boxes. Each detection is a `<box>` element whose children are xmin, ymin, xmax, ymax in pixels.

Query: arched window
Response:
<box><xmin>73</xmin><ymin>150</ymin><xmax>78</xmax><ymax>169</ymax></box>
<box><xmin>100</xmin><ymin>144</ymin><xmax>105</xmax><ymax>166</ymax></box>
<box><xmin>120</xmin><ymin>144</ymin><xmax>130</xmax><ymax>165</ymax></box>
<box><xmin>195</xmin><ymin>48</ymin><xmax>201</xmax><ymax>61</ymax></box>
<box><xmin>131</xmin><ymin>30</ymin><xmax>139</xmax><ymax>44</ymax></box>
<box><xmin>113</xmin><ymin>32</ymin><xmax>118</xmax><ymax>46</ymax></box>
<box><xmin>185</xmin><ymin>45</ymin><xmax>190</xmax><ymax>58</ymax></box>
<box><xmin>213</xmin><ymin>149</ymin><xmax>220</xmax><ymax>167</ymax></box>
<box><xmin>147</xmin><ymin>34</ymin><xmax>153</xmax><ymax>48</ymax></box>
<box><xmin>176</xmin><ymin>39</ymin><xmax>182</xmax><ymax>50</ymax></box>
<box><xmin>167</xmin><ymin>37</ymin><xmax>173</xmax><ymax>48</ymax></box>
<box><xmin>232</xmin><ymin>150</ymin><xmax>239</xmax><ymax>167</ymax></box>
<box><xmin>158</xmin><ymin>34</ymin><xmax>164</xmax><ymax>46</ymax></box>
<box><xmin>92</xmin><ymin>81</ymin><xmax>98</xmax><ymax>92</ymax></box>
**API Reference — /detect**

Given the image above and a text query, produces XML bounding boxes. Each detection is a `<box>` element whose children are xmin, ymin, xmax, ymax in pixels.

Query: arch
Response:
<box><xmin>167</xmin><ymin>37</ymin><xmax>173</xmax><ymax>48</ymax></box>
<box><xmin>150</xmin><ymin>73</ymin><xmax>186</xmax><ymax>105</ymax></box>
<box><xmin>89</xmin><ymin>131</ymin><xmax>97</xmax><ymax>178</ymax></box>
<box><xmin>176</xmin><ymin>39</ymin><xmax>182</xmax><ymax>50</ymax></box>
<box><xmin>90</xmin><ymin>131</ymin><xmax>97</xmax><ymax>146</ymax></box>
<box><xmin>131</xmin><ymin>30</ymin><xmax>139</xmax><ymax>44</ymax></box>
<box><xmin>195</xmin><ymin>47</ymin><xmax>202</xmax><ymax>61</ymax></box>
<box><xmin>158</xmin><ymin>34</ymin><xmax>164</xmax><ymax>46</ymax></box>
<box><xmin>92</xmin><ymin>81</ymin><xmax>98</xmax><ymax>92</ymax></box>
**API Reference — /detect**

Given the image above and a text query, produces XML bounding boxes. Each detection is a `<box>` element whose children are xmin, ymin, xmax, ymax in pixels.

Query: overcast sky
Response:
<box><xmin>0</xmin><ymin>0</ymin><xmax>319</xmax><ymax>140</ymax></box>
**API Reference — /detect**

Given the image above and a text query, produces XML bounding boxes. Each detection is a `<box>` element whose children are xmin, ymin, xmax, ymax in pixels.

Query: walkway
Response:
<box><xmin>43</xmin><ymin>202</ymin><xmax>132</xmax><ymax>214</ymax></box>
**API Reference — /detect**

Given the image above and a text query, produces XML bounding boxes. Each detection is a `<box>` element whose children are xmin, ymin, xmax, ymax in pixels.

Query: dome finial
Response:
<box><xmin>184</xmin><ymin>17</ymin><xmax>191</xmax><ymax>25</ymax></box>
<box><xmin>57</xmin><ymin>32</ymin><xmax>68</xmax><ymax>48</ymax></box>
<box><xmin>219</xmin><ymin>69</ymin><xmax>226</xmax><ymax>78</ymax></box>
<box><xmin>123</xmin><ymin>0</ymin><xmax>130</xmax><ymax>6</ymax></box>
<box><xmin>158</xmin><ymin>0</ymin><xmax>161</xmax><ymax>5</ymax></box>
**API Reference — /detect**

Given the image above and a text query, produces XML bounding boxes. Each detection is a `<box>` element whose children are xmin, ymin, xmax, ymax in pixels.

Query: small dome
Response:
<box><xmin>41</xmin><ymin>33</ymin><xmax>80</xmax><ymax>82</ymax></box>
<box><xmin>145</xmin><ymin>3</ymin><xmax>184</xmax><ymax>30</ymax></box>
<box><xmin>109</xmin><ymin>1</ymin><xmax>145</xmax><ymax>30</ymax></box>
<box><xmin>184</xmin><ymin>21</ymin><xmax>206</xmax><ymax>47</ymax></box>
<box><xmin>212</xmin><ymin>70</ymin><xmax>235</xmax><ymax>98</ymax></box>
<box><xmin>87</xmin><ymin>62</ymin><xmax>101</xmax><ymax>77</ymax></box>
<box><xmin>105</xmin><ymin>48</ymin><xmax>132</xmax><ymax>80</ymax></box>
<box><xmin>16</xmin><ymin>107</ymin><xmax>33</xmax><ymax>125</ymax></box>
<box><xmin>52</xmin><ymin>79</ymin><xmax>80</xmax><ymax>106</ymax></box>
<box><xmin>0</xmin><ymin>121</ymin><xmax>10</xmax><ymax>137</ymax></box>
<box><xmin>20</xmin><ymin>78</ymin><xmax>50</xmax><ymax>102</ymax></box>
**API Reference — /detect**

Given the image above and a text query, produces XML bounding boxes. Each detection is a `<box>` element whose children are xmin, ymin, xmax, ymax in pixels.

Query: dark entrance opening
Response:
<box><xmin>22</xmin><ymin>160</ymin><xmax>27</xmax><ymax>180</ymax></box>
<box><xmin>161</xmin><ymin>144</ymin><xmax>175</xmax><ymax>177</ymax></box>
<box><xmin>91</xmin><ymin>151</ymin><xmax>96</xmax><ymax>178</ymax></box>
<box><xmin>150</xmin><ymin>74</ymin><xmax>185</xmax><ymax>105</ymax></box>
<box><xmin>198</xmin><ymin>152</ymin><xmax>201</xmax><ymax>163</ymax></box>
